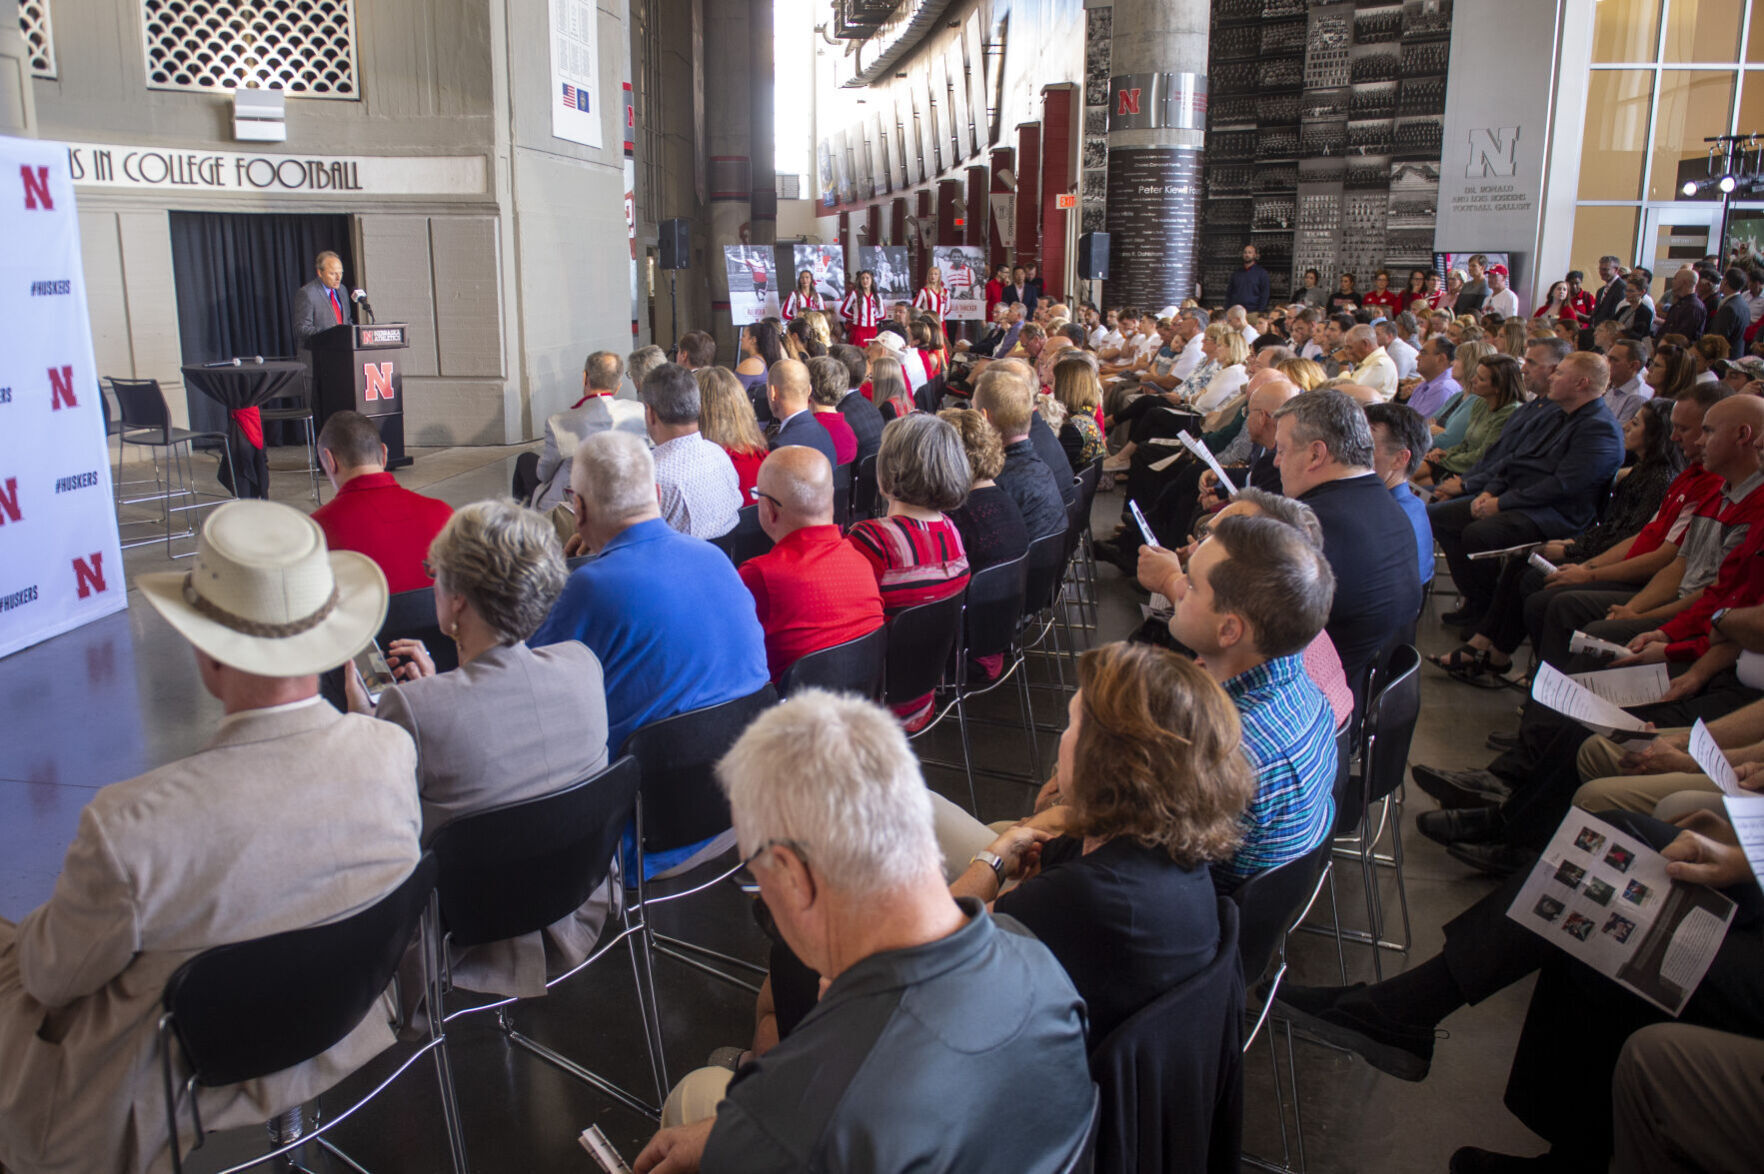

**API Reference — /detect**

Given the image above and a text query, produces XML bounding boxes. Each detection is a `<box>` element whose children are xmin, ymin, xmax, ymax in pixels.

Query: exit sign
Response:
<box><xmin>1054</xmin><ymin>193</ymin><xmax>1079</xmax><ymax>209</ymax></box>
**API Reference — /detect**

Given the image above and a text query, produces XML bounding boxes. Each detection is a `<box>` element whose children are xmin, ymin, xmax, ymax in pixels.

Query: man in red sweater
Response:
<box><xmin>310</xmin><ymin>410</ymin><xmax>453</xmax><ymax>594</ymax></box>
<box><xmin>739</xmin><ymin>446</ymin><xmax>884</xmax><ymax>682</ymax></box>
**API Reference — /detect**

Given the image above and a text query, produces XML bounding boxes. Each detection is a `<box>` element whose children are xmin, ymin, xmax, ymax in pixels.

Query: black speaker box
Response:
<box><xmin>659</xmin><ymin>218</ymin><xmax>691</xmax><ymax>270</ymax></box>
<box><xmin>1078</xmin><ymin>232</ymin><xmax>1110</xmax><ymax>280</ymax></box>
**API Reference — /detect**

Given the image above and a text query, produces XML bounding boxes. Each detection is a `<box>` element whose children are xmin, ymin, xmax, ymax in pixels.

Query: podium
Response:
<box><xmin>306</xmin><ymin>322</ymin><xmax>412</xmax><ymax>469</ymax></box>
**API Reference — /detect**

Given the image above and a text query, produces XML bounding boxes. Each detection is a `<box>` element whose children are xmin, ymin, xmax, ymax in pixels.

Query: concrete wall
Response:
<box><xmin>31</xmin><ymin>0</ymin><xmax>640</xmax><ymax>445</ymax></box>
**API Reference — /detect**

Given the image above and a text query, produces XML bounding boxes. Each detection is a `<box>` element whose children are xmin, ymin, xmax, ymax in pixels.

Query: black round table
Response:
<box><xmin>181</xmin><ymin>360</ymin><xmax>308</xmax><ymax>499</ymax></box>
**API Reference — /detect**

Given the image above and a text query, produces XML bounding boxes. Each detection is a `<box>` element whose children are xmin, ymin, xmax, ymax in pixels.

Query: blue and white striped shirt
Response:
<box><xmin>1216</xmin><ymin>652</ymin><xmax>1338</xmax><ymax>879</ymax></box>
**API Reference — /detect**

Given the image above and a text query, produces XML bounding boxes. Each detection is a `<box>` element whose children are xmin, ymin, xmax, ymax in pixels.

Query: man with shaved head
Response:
<box><xmin>1429</xmin><ymin>351</ymin><xmax>1626</xmax><ymax>627</ymax></box>
<box><xmin>739</xmin><ymin>447</ymin><xmax>885</xmax><ymax>682</ymax></box>
<box><xmin>766</xmin><ymin>358</ymin><xmax>839</xmax><ymax>465</ymax></box>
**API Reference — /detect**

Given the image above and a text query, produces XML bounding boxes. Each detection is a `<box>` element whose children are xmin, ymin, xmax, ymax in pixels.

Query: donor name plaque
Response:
<box><xmin>63</xmin><ymin>142</ymin><xmax>488</xmax><ymax>198</ymax></box>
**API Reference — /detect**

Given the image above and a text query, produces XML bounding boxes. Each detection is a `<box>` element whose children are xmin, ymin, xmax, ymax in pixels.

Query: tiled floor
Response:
<box><xmin>2</xmin><ymin>445</ymin><xmax>1550</xmax><ymax>1172</ymax></box>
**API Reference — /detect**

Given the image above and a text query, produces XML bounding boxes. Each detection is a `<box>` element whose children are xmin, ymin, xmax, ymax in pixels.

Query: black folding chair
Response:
<box><xmin>257</xmin><ymin>383</ymin><xmax>323</xmax><ymax>504</ymax></box>
<box><xmin>882</xmin><ymin>590</ymin><xmax>966</xmax><ymax>738</ymax></box>
<box><xmin>712</xmin><ymin>504</ymin><xmax>773</xmax><ymax>565</ymax></box>
<box><xmin>778</xmin><ymin>625</ymin><xmax>886</xmax><ymax>700</ymax></box>
<box><xmin>1089</xmin><ymin>901</ymin><xmax>1243</xmax><ymax>1174</ymax></box>
<box><xmin>851</xmin><ymin>453</ymin><xmax>880</xmax><ymax>524</ymax></box>
<box><xmin>832</xmin><ymin>461</ymin><xmax>854</xmax><ymax>529</ymax></box>
<box><xmin>428</xmin><ymin>757</ymin><xmax>667</xmax><ymax>1121</ymax></box>
<box><xmin>1020</xmin><ymin>528</ymin><xmax>1077</xmax><ymax>696</ymax></box>
<box><xmin>379</xmin><ymin>587</ymin><xmax>459</xmax><ymax>674</ymax></box>
<box><xmin>157</xmin><ymin>854</ymin><xmax>466</xmax><ymax>1174</ymax></box>
<box><xmin>619</xmin><ymin>684</ymin><xmax>779</xmax><ymax>990</ymax></box>
<box><xmin>109</xmin><ymin>376</ymin><xmax>237</xmax><ymax>557</ymax></box>
<box><xmin>1231</xmin><ymin>838</ymin><xmax>1336</xmax><ymax>1174</ymax></box>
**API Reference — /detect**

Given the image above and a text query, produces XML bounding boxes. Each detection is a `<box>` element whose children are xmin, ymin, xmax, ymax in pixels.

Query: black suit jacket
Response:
<box><xmin>836</xmin><ymin>391</ymin><xmax>884</xmax><ymax>465</ymax></box>
<box><xmin>1713</xmin><ymin>293</ymin><xmax>1752</xmax><ymax>357</ymax></box>
<box><xmin>768</xmin><ymin>410</ymin><xmax>839</xmax><ymax>466</ymax></box>
<box><xmin>295</xmin><ymin>278</ymin><xmax>351</xmax><ymax>347</ymax></box>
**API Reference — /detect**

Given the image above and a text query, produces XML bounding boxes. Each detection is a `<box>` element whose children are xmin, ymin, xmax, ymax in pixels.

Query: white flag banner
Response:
<box><xmin>0</xmin><ymin>134</ymin><xmax>126</xmax><ymax>660</ymax></box>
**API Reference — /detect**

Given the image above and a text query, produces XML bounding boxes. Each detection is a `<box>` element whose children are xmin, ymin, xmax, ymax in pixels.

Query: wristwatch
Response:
<box><xmin>971</xmin><ymin>850</ymin><xmax>1005</xmax><ymax>884</ymax></box>
<box><xmin>1712</xmin><ymin>607</ymin><xmax>1731</xmax><ymax>632</ymax></box>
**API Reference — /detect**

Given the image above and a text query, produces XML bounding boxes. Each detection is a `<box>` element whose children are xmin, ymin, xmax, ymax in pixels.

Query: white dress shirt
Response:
<box><xmin>1352</xmin><ymin>347</ymin><xmax>1400</xmax><ymax>399</ymax></box>
<box><xmin>1386</xmin><ymin>337</ymin><xmax>1419</xmax><ymax>380</ymax></box>
<box><xmin>1170</xmin><ymin>333</ymin><xmax>1206</xmax><ymax>382</ymax></box>
<box><xmin>652</xmin><ymin>432</ymin><xmax>741</xmax><ymax>539</ymax></box>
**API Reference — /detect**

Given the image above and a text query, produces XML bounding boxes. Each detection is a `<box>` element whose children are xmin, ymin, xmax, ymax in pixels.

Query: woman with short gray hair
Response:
<box><xmin>847</xmin><ymin>415</ymin><xmax>972</xmax><ymax>729</ymax></box>
<box><xmin>346</xmin><ymin>499</ymin><xmax>613</xmax><ymax>997</ymax></box>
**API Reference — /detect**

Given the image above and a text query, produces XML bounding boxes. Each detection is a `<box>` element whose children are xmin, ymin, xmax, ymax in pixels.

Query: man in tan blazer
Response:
<box><xmin>0</xmin><ymin>500</ymin><xmax>421</xmax><ymax>1174</ymax></box>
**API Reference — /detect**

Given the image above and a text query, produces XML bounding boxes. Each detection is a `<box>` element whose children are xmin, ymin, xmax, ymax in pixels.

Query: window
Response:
<box><xmin>19</xmin><ymin>0</ymin><xmax>55</xmax><ymax>79</ymax></box>
<box><xmin>141</xmin><ymin>0</ymin><xmax>359</xmax><ymax>98</ymax></box>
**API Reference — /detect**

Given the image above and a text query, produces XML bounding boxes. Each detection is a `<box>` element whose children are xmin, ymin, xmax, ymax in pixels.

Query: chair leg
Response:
<box><xmin>956</xmin><ymin>692</ymin><xmax>979</xmax><ymax>814</ymax></box>
<box><xmin>306</xmin><ymin>417</ymin><xmax>323</xmax><ymax>504</ymax></box>
<box><xmin>626</xmin><ymin>915</ymin><xmax>670</xmax><ymax>1109</ymax></box>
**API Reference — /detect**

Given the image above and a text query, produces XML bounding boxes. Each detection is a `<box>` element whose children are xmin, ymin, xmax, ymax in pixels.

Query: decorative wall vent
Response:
<box><xmin>142</xmin><ymin>0</ymin><xmax>359</xmax><ymax>98</ymax></box>
<box><xmin>20</xmin><ymin>1</ymin><xmax>56</xmax><ymax>79</ymax></box>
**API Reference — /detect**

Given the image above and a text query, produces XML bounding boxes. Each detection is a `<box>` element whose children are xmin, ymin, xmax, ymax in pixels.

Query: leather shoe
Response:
<box><xmin>1445</xmin><ymin>840</ymin><xmax>1533</xmax><ymax>878</ymax></box>
<box><xmin>1417</xmin><ymin>805</ymin><xmax>1502</xmax><ymax>846</ymax></box>
<box><xmin>1485</xmin><ymin>729</ymin><xmax>1520</xmax><ymax>752</ymax></box>
<box><xmin>1449</xmin><ymin>1147</ymin><xmax>1577</xmax><ymax>1173</ymax></box>
<box><xmin>1273</xmin><ymin>983</ymin><xmax>1434</xmax><ymax>1082</ymax></box>
<box><xmin>1411</xmin><ymin>764</ymin><xmax>1511</xmax><ymax>809</ymax></box>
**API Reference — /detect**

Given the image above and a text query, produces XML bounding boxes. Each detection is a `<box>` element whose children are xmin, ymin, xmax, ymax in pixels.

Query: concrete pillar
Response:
<box><xmin>1014</xmin><ymin>124</ymin><xmax>1041</xmax><ymax>268</ymax></box>
<box><xmin>704</xmin><ymin>2</ymin><xmax>753</xmax><ymax>360</ymax></box>
<box><xmin>0</xmin><ymin>0</ymin><xmax>37</xmax><ymax>138</ymax></box>
<box><xmin>748</xmin><ymin>0</ymin><xmax>776</xmax><ymax>246</ymax></box>
<box><xmin>1104</xmin><ymin>0</ymin><xmax>1207</xmax><ymax>310</ymax></box>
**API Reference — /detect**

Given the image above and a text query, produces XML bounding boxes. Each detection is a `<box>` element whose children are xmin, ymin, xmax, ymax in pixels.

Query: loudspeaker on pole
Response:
<box><xmin>1078</xmin><ymin>232</ymin><xmax>1110</xmax><ymax>281</ymax></box>
<box><xmin>659</xmin><ymin>218</ymin><xmax>691</xmax><ymax>270</ymax></box>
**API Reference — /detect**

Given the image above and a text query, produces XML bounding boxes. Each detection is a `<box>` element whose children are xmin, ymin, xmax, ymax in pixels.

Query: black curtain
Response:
<box><xmin>169</xmin><ymin>211</ymin><xmax>354</xmax><ymax>442</ymax></box>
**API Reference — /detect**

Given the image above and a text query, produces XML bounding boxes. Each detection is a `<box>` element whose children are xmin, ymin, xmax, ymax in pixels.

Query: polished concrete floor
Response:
<box><xmin>1</xmin><ymin>444</ymin><xmax>1548</xmax><ymax>1172</ymax></box>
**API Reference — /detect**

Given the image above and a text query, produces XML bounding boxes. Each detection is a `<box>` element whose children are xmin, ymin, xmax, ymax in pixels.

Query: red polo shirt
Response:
<box><xmin>738</xmin><ymin>524</ymin><xmax>885</xmax><ymax>681</ymax></box>
<box><xmin>310</xmin><ymin>471</ymin><xmax>454</xmax><ymax>594</ymax></box>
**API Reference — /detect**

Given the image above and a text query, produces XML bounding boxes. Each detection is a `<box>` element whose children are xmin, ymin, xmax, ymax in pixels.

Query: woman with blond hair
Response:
<box><xmin>869</xmin><ymin>353</ymin><xmax>916</xmax><ymax>422</ymax></box>
<box><xmin>1187</xmin><ymin>324</ymin><xmax>1251</xmax><ymax>412</ymax></box>
<box><xmin>1277</xmin><ymin>356</ymin><xmax>1327</xmax><ymax>392</ymax></box>
<box><xmin>696</xmin><ymin>366</ymin><xmax>768</xmax><ymax>499</ymax></box>
<box><xmin>1052</xmin><ymin>355</ymin><xmax>1106</xmax><ymax>469</ymax></box>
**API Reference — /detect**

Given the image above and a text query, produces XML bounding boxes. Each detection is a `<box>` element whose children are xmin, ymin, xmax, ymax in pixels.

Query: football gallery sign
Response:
<box><xmin>858</xmin><ymin>246</ymin><xmax>911</xmax><ymax>303</ymax></box>
<box><xmin>550</xmin><ymin>0</ymin><xmax>603</xmax><ymax>149</ymax></box>
<box><xmin>0</xmin><ymin>135</ymin><xmax>126</xmax><ymax>659</ymax></box>
<box><xmin>932</xmin><ymin>245</ymin><xmax>987</xmax><ymax>321</ymax></box>
<box><xmin>724</xmin><ymin>246</ymin><xmax>780</xmax><ymax>326</ymax></box>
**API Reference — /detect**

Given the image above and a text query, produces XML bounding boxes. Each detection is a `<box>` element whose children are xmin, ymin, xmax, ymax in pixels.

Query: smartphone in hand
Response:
<box><xmin>353</xmin><ymin>641</ymin><xmax>397</xmax><ymax>705</ymax></box>
<box><xmin>1128</xmin><ymin>499</ymin><xmax>1160</xmax><ymax>549</ymax></box>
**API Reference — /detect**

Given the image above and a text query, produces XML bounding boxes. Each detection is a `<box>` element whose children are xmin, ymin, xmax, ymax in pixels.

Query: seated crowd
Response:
<box><xmin>5</xmin><ymin>252</ymin><xmax>1763</xmax><ymax>1174</ymax></box>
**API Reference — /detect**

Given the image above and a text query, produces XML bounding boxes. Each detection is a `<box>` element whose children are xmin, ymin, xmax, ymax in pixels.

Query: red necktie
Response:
<box><xmin>329</xmin><ymin>288</ymin><xmax>344</xmax><ymax>324</ymax></box>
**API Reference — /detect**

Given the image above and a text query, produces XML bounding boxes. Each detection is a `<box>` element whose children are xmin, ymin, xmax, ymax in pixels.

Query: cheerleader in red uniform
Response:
<box><xmin>840</xmin><ymin>269</ymin><xmax>884</xmax><ymax>348</ymax></box>
<box><xmin>914</xmin><ymin>266</ymin><xmax>949</xmax><ymax>321</ymax></box>
<box><xmin>783</xmin><ymin>269</ymin><xmax>823</xmax><ymax>319</ymax></box>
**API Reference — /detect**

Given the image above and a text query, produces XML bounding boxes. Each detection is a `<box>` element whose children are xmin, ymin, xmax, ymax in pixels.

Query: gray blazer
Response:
<box><xmin>375</xmin><ymin>640</ymin><xmax>612</xmax><ymax>997</ymax></box>
<box><xmin>532</xmin><ymin>397</ymin><xmax>650</xmax><ymax>511</ymax></box>
<box><xmin>294</xmin><ymin>277</ymin><xmax>351</xmax><ymax>347</ymax></box>
<box><xmin>0</xmin><ymin>701</ymin><xmax>422</xmax><ymax>1174</ymax></box>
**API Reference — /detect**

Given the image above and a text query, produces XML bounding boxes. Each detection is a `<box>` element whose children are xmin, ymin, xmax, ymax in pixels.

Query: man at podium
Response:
<box><xmin>295</xmin><ymin>250</ymin><xmax>352</xmax><ymax>345</ymax></box>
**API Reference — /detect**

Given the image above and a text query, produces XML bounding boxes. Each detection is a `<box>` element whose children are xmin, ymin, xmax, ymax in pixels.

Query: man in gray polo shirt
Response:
<box><xmin>634</xmin><ymin>691</ymin><xmax>1093</xmax><ymax>1174</ymax></box>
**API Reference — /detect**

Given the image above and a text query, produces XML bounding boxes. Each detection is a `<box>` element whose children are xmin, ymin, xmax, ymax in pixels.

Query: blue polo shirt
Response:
<box><xmin>1391</xmin><ymin>481</ymin><xmax>1435</xmax><ymax>585</ymax></box>
<box><xmin>531</xmin><ymin>518</ymin><xmax>769</xmax><ymax>873</ymax></box>
<box><xmin>1215</xmin><ymin>652</ymin><xmax>1338</xmax><ymax>879</ymax></box>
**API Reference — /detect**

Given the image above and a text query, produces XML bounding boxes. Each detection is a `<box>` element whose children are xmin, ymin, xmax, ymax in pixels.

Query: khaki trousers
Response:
<box><xmin>1612</xmin><ymin>1023</ymin><xmax>1764</xmax><ymax>1174</ymax></box>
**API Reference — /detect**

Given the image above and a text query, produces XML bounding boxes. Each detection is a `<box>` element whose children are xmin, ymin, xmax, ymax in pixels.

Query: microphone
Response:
<box><xmin>351</xmin><ymin>288</ymin><xmax>375</xmax><ymax>323</ymax></box>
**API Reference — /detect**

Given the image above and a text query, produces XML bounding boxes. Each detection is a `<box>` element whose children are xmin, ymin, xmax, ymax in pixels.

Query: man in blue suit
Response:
<box><xmin>764</xmin><ymin>359</ymin><xmax>838</xmax><ymax>466</ymax></box>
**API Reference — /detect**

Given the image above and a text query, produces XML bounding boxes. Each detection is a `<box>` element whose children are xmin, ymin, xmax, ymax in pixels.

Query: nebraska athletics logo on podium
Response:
<box><xmin>363</xmin><ymin>361</ymin><xmax>396</xmax><ymax>401</ymax></box>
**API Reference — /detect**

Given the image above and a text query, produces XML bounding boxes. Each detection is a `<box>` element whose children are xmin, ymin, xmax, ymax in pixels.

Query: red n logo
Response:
<box><xmin>72</xmin><ymin>552</ymin><xmax>107</xmax><ymax>599</ymax></box>
<box><xmin>0</xmin><ymin>477</ymin><xmax>19</xmax><ymax>524</ymax></box>
<box><xmin>48</xmin><ymin>365</ymin><xmax>77</xmax><ymax>410</ymax></box>
<box><xmin>20</xmin><ymin>165</ymin><xmax>52</xmax><ymax>210</ymax></box>
<box><xmin>363</xmin><ymin>361</ymin><xmax>395</xmax><ymax>401</ymax></box>
<box><xmin>1117</xmin><ymin>88</ymin><xmax>1142</xmax><ymax>117</ymax></box>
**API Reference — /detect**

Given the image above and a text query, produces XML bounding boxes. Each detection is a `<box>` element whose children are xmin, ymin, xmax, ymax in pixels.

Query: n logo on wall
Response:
<box><xmin>1466</xmin><ymin>127</ymin><xmax>1521</xmax><ymax>178</ymax></box>
<box><xmin>363</xmin><ymin>361</ymin><xmax>395</xmax><ymax>401</ymax></box>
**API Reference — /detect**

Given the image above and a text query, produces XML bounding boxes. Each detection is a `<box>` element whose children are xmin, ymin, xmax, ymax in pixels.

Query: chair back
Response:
<box><xmin>883</xmin><ymin>591</ymin><xmax>965</xmax><ymax>709</ymax></box>
<box><xmin>778</xmin><ymin>625</ymin><xmax>886</xmax><ymax>700</ymax></box>
<box><xmin>1088</xmin><ymin>900</ymin><xmax>1244</xmax><ymax>1174</ymax></box>
<box><xmin>962</xmin><ymin>553</ymin><xmax>1028</xmax><ymax>663</ymax></box>
<box><xmin>429</xmin><ymin>757</ymin><xmax>640</xmax><ymax>949</ymax></box>
<box><xmin>851</xmin><ymin>453</ymin><xmax>879</xmax><ymax>523</ymax></box>
<box><xmin>832</xmin><ymin>462</ymin><xmax>853</xmax><ymax>529</ymax></box>
<box><xmin>109</xmin><ymin>377</ymin><xmax>171</xmax><ymax>439</ymax></box>
<box><xmin>1360</xmin><ymin>644</ymin><xmax>1421</xmax><ymax>806</ymax></box>
<box><xmin>1328</xmin><ymin>721</ymin><xmax>1360</xmax><ymax>838</ymax></box>
<box><xmin>618</xmin><ymin>684</ymin><xmax>778</xmax><ymax>854</ymax></box>
<box><xmin>1022</xmin><ymin>530</ymin><xmax>1069</xmax><ymax>616</ymax></box>
<box><xmin>1073</xmin><ymin>458</ymin><xmax>1103</xmax><ymax>525</ymax></box>
<box><xmin>1229</xmin><ymin>837</ymin><xmax>1334</xmax><ymax>988</ymax></box>
<box><xmin>161</xmin><ymin>854</ymin><xmax>437</xmax><ymax>1089</ymax></box>
<box><xmin>724</xmin><ymin>504</ymin><xmax>773</xmax><ymax>565</ymax></box>
<box><xmin>379</xmin><ymin>587</ymin><xmax>460</xmax><ymax>674</ymax></box>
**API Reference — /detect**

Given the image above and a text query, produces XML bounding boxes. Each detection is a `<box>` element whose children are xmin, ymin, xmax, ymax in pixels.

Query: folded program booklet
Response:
<box><xmin>1507</xmin><ymin>809</ymin><xmax>1735</xmax><ymax>1016</ymax></box>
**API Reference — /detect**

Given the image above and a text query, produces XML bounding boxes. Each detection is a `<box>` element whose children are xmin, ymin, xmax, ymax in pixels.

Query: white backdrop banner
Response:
<box><xmin>0</xmin><ymin>135</ymin><xmax>127</xmax><ymax>660</ymax></box>
<box><xmin>933</xmin><ymin>246</ymin><xmax>987</xmax><ymax>320</ymax></box>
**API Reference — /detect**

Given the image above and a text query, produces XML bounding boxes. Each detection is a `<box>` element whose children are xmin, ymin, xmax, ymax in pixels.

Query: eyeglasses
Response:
<box><xmin>742</xmin><ymin>837</ymin><xmax>810</xmax><ymax>872</ymax></box>
<box><xmin>422</xmin><ymin>559</ymin><xmax>437</xmax><ymax>580</ymax></box>
<box><xmin>754</xmin><ymin>490</ymin><xmax>785</xmax><ymax>510</ymax></box>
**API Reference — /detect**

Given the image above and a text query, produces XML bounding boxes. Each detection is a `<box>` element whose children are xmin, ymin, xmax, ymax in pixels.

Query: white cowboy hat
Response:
<box><xmin>872</xmin><ymin>330</ymin><xmax>906</xmax><ymax>356</ymax></box>
<box><xmin>137</xmin><ymin>500</ymin><xmax>388</xmax><ymax>677</ymax></box>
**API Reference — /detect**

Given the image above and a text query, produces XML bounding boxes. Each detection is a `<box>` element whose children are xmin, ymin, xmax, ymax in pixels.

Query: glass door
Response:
<box><xmin>1640</xmin><ymin>203</ymin><xmax>1720</xmax><ymax>296</ymax></box>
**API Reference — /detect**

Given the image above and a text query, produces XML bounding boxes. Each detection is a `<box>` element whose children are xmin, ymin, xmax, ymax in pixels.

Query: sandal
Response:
<box><xmin>1427</xmin><ymin>645</ymin><xmax>1489</xmax><ymax>675</ymax></box>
